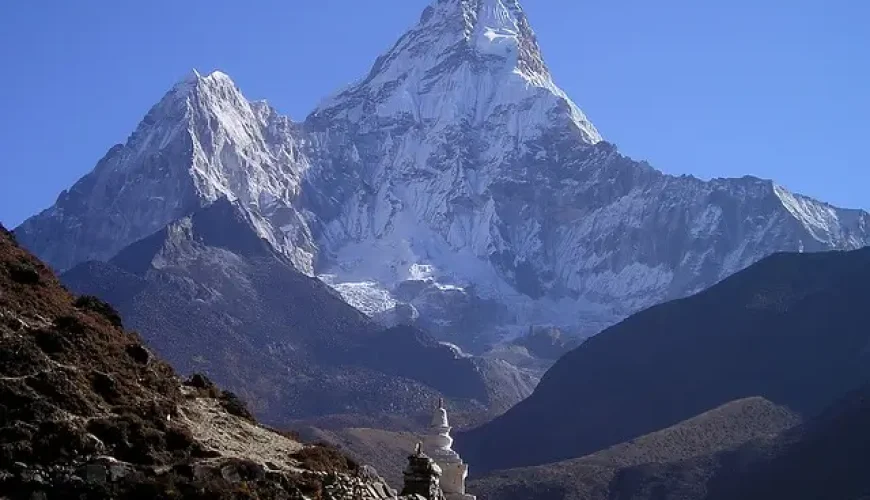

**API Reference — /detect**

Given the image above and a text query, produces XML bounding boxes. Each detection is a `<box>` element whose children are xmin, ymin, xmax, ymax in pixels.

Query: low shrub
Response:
<box><xmin>125</xmin><ymin>344</ymin><xmax>151</xmax><ymax>364</ymax></box>
<box><xmin>219</xmin><ymin>391</ymin><xmax>255</xmax><ymax>422</ymax></box>
<box><xmin>74</xmin><ymin>295</ymin><xmax>123</xmax><ymax>328</ymax></box>
<box><xmin>7</xmin><ymin>260</ymin><xmax>40</xmax><ymax>285</ymax></box>
<box><xmin>184</xmin><ymin>374</ymin><xmax>221</xmax><ymax>399</ymax></box>
<box><xmin>291</xmin><ymin>444</ymin><xmax>358</xmax><ymax>473</ymax></box>
<box><xmin>54</xmin><ymin>315</ymin><xmax>87</xmax><ymax>335</ymax></box>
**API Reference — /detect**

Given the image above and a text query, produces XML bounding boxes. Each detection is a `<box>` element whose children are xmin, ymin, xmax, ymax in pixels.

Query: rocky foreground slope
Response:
<box><xmin>0</xmin><ymin>224</ymin><xmax>417</xmax><ymax>499</ymax></box>
<box><xmin>15</xmin><ymin>0</ymin><xmax>870</xmax><ymax>346</ymax></box>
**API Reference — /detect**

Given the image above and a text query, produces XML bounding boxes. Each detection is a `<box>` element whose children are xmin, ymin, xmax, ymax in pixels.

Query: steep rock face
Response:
<box><xmin>457</xmin><ymin>246</ymin><xmax>870</xmax><ymax>472</ymax></box>
<box><xmin>302</xmin><ymin>0</ymin><xmax>606</xmax><ymax>334</ymax></box>
<box><xmin>15</xmin><ymin>0</ymin><xmax>870</xmax><ymax>344</ymax></box>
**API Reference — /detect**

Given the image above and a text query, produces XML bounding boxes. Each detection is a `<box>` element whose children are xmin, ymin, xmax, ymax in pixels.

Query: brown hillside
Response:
<box><xmin>0</xmin><ymin>225</ymin><xmax>398</xmax><ymax>499</ymax></box>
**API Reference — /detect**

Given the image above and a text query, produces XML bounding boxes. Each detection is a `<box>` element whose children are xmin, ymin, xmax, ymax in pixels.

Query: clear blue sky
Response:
<box><xmin>1</xmin><ymin>1</ymin><xmax>867</xmax><ymax>228</ymax></box>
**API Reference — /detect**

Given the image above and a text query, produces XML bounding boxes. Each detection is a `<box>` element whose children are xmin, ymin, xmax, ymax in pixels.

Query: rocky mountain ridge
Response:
<box><xmin>15</xmin><ymin>0</ymin><xmax>870</xmax><ymax>346</ymax></box>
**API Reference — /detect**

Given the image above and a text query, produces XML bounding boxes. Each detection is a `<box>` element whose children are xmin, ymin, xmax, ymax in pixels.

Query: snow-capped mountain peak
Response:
<box><xmin>446</xmin><ymin>0</ymin><xmax>549</xmax><ymax>81</ymax></box>
<box><xmin>312</xmin><ymin>0</ymin><xmax>600</xmax><ymax>145</ymax></box>
<box><xmin>15</xmin><ymin>0</ymin><xmax>870</xmax><ymax>348</ymax></box>
<box><xmin>16</xmin><ymin>68</ymin><xmax>318</xmax><ymax>274</ymax></box>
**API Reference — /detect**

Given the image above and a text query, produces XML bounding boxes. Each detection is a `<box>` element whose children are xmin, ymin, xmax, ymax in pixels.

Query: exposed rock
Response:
<box><xmin>401</xmin><ymin>449</ymin><xmax>445</xmax><ymax>500</ymax></box>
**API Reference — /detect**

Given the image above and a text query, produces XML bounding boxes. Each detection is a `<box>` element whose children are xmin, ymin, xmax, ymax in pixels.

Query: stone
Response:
<box><xmin>109</xmin><ymin>463</ymin><xmax>132</xmax><ymax>481</ymax></box>
<box><xmin>77</xmin><ymin>463</ymin><xmax>107</xmax><ymax>484</ymax></box>
<box><xmin>373</xmin><ymin>482</ymin><xmax>390</xmax><ymax>498</ymax></box>
<box><xmin>401</xmin><ymin>449</ymin><xmax>444</xmax><ymax>500</ymax></box>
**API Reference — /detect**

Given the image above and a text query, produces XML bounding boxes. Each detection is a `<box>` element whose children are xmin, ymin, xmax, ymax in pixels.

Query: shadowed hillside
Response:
<box><xmin>459</xmin><ymin>247</ymin><xmax>870</xmax><ymax>472</ymax></box>
<box><xmin>470</xmin><ymin>397</ymin><xmax>800</xmax><ymax>500</ymax></box>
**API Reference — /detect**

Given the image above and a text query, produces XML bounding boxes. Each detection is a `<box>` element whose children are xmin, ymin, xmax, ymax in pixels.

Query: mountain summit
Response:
<box><xmin>311</xmin><ymin>0</ymin><xmax>600</xmax><ymax>144</ymax></box>
<box><xmin>15</xmin><ymin>0</ymin><xmax>870</xmax><ymax>347</ymax></box>
<box><xmin>17</xmin><ymin>69</ymin><xmax>316</xmax><ymax>274</ymax></box>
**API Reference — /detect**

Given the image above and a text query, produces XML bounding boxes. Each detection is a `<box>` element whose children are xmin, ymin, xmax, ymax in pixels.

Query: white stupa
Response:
<box><xmin>424</xmin><ymin>399</ymin><xmax>476</xmax><ymax>500</ymax></box>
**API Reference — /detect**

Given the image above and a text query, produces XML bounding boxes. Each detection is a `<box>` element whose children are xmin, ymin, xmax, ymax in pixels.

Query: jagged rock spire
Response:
<box><xmin>312</xmin><ymin>0</ymin><xmax>601</xmax><ymax>144</ymax></box>
<box><xmin>415</xmin><ymin>0</ymin><xmax>549</xmax><ymax>81</ymax></box>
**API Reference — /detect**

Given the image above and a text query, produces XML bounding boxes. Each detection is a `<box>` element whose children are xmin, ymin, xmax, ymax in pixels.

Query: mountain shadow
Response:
<box><xmin>458</xmin><ymin>246</ymin><xmax>870</xmax><ymax>472</ymax></box>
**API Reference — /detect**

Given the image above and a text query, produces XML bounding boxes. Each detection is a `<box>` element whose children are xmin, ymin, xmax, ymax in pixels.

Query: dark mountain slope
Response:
<box><xmin>469</xmin><ymin>397</ymin><xmax>799</xmax><ymax>500</ymax></box>
<box><xmin>0</xmin><ymin>224</ymin><xmax>399</xmax><ymax>499</ymax></box>
<box><xmin>605</xmin><ymin>382</ymin><xmax>870</xmax><ymax>500</ymax></box>
<box><xmin>712</xmin><ymin>382</ymin><xmax>870</xmax><ymax>500</ymax></box>
<box><xmin>62</xmin><ymin>198</ymin><xmax>534</xmax><ymax>423</ymax></box>
<box><xmin>458</xmin><ymin>247</ymin><xmax>870</xmax><ymax>472</ymax></box>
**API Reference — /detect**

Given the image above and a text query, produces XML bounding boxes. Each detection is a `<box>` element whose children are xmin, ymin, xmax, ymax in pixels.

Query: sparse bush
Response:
<box><xmin>165</xmin><ymin>426</ymin><xmax>196</xmax><ymax>452</ymax></box>
<box><xmin>219</xmin><ymin>391</ymin><xmax>255</xmax><ymax>422</ymax></box>
<box><xmin>54</xmin><ymin>315</ymin><xmax>87</xmax><ymax>334</ymax></box>
<box><xmin>32</xmin><ymin>420</ymin><xmax>101</xmax><ymax>463</ymax></box>
<box><xmin>90</xmin><ymin>370</ymin><xmax>120</xmax><ymax>404</ymax></box>
<box><xmin>291</xmin><ymin>444</ymin><xmax>359</xmax><ymax>473</ymax></box>
<box><xmin>74</xmin><ymin>295</ymin><xmax>123</xmax><ymax>328</ymax></box>
<box><xmin>34</xmin><ymin>329</ymin><xmax>66</xmax><ymax>355</ymax></box>
<box><xmin>87</xmin><ymin>414</ymin><xmax>170</xmax><ymax>465</ymax></box>
<box><xmin>184</xmin><ymin>373</ymin><xmax>221</xmax><ymax>398</ymax></box>
<box><xmin>185</xmin><ymin>373</ymin><xmax>216</xmax><ymax>390</ymax></box>
<box><xmin>125</xmin><ymin>343</ymin><xmax>151</xmax><ymax>364</ymax></box>
<box><xmin>7</xmin><ymin>260</ymin><xmax>40</xmax><ymax>284</ymax></box>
